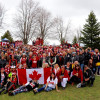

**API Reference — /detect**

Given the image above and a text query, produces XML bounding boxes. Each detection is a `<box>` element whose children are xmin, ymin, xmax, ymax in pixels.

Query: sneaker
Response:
<box><xmin>76</xmin><ymin>83</ymin><xmax>81</xmax><ymax>88</ymax></box>
<box><xmin>33</xmin><ymin>89</ymin><xmax>37</xmax><ymax>94</ymax></box>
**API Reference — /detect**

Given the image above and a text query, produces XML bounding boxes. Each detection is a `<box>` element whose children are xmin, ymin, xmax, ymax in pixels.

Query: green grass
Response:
<box><xmin>0</xmin><ymin>76</ymin><xmax>100</xmax><ymax>100</ymax></box>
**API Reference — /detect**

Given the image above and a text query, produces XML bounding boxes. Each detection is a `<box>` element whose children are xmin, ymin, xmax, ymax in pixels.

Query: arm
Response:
<box><xmin>45</xmin><ymin>82</ymin><xmax>48</xmax><ymax>90</ymax></box>
<box><xmin>56</xmin><ymin>84</ymin><xmax>60</xmax><ymax>92</ymax></box>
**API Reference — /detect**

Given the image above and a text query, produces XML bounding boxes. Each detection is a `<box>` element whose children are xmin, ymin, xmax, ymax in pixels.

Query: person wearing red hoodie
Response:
<box><xmin>20</xmin><ymin>53</ymin><xmax>27</xmax><ymax>65</ymax></box>
<box><xmin>70</xmin><ymin>64</ymin><xmax>83</xmax><ymax>86</ymax></box>
<box><xmin>31</xmin><ymin>54</ymin><xmax>39</xmax><ymax>68</ymax></box>
<box><xmin>58</xmin><ymin>65</ymin><xmax>70</xmax><ymax>89</ymax></box>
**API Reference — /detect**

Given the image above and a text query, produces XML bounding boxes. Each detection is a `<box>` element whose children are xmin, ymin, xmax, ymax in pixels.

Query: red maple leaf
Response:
<box><xmin>29</xmin><ymin>70</ymin><xmax>42</xmax><ymax>80</ymax></box>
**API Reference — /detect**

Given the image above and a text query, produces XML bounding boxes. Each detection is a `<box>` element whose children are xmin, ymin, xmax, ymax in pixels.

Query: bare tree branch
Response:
<box><xmin>14</xmin><ymin>0</ymin><xmax>39</xmax><ymax>44</ymax></box>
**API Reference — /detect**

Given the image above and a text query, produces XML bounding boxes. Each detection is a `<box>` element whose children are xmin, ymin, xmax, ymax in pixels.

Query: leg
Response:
<box><xmin>0</xmin><ymin>87</ymin><xmax>5</xmax><ymax>94</ymax></box>
<box><xmin>45</xmin><ymin>86</ymin><xmax>53</xmax><ymax>92</ymax></box>
<box><xmin>61</xmin><ymin>78</ymin><xmax>68</xmax><ymax>88</ymax></box>
<box><xmin>12</xmin><ymin>86</ymin><xmax>26</xmax><ymax>95</ymax></box>
<box><xmin>70</xmin><ymin>75</ymin><xmax>77</xmax><ymax>83</ymax></box>
<box><xmin>81</xmin><ymin>64</ymin><xmax>84</xmax><ymax>72</ymax></box>
<box><xmin>8</xmin><ymin>83</ymin><xmax>16</xmax><ymax>92</ymax></box>
<box><xmin>0</xmin><ymin>80</ymin><xmax>3</xmax><ymax>88</ymax></box>
<box><xmin>90</xmin><ymin>78</ymin><xmax>95</xmax><ymax>86</ymax></box>
<box><xmin>37</xmin><ymin>85</ymin><xmax>46</xmax><ymax>92</ymax></box>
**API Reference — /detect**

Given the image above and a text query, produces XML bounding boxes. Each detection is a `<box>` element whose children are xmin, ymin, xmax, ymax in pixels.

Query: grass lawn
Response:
<box><xmin>0</xmin><ymin>76</ymin><xmax>100</xmax><ymax>100</ymax></box>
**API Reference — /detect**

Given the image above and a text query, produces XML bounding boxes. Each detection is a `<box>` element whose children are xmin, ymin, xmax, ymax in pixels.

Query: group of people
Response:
<box><xmin>0</xmin><ymin>43</ymin><xmax>99</xmax><ymax>96</ymax></box>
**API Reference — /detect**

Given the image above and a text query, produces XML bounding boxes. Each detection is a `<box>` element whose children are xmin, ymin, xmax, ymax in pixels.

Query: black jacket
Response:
<box><xmin>0</xmin><ymin>59</ymin><xmax>6</xmax><ymax>68</ymax></box>
<box><xmin>79</xmin><ymin>54</ymin><xmax>84</xmax><ymax>64</ymax></box>
<box><xmin>84</xmin><ymin>69</ymin><xmax>95</xmax><ymax>79</ymax></box>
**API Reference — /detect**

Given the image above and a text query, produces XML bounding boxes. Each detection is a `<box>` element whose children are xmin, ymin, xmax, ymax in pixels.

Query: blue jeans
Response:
<box><xmin>38</xmin><ymin>85</ymin><xmax>54</xmax><ymax>92</ymax></box>
<box><xmin>80</xmin><ymin>64</ymin><xmax>84</xmax><ymax>72</ymax></box>
<box><xmin>13</xmin><ymin>86</ymin><xmax>27</xmax><ymax>95</ymax></box>
<box><xmin>0</xmin><ymin>80</ymin><xmax>3</xmax><ymax>88</ymax></box>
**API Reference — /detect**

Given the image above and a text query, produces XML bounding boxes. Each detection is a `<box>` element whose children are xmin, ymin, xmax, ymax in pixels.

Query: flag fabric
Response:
<box><xmin>17</xmin><ymin>67</ymin><xmax>51</xmax><ymax>85</ymax></box>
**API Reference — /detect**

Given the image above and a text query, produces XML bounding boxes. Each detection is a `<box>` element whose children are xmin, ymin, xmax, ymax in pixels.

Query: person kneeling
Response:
<box><xmin>0</xmin><ymin>73</ymin><xmax>17</xmax><ymax>94</ymax></box>
<box><xmin>84</xmin><ymin>65</ymin><xmax>95</xmax><ymax>87</ymax></box>
<box><xmin>58</xmin><ymin>65</ymin><xmax>70</xmax><ymax>89</ymax></box>
<box><xmin>70</xmin><ymin>64</ymin><xmax>83</xmax><ymax>86</ymax></box>
<box><xmin>33</xmin><ymin>72</ymin><xmax>59</xmax><ymax>94</ymax></box>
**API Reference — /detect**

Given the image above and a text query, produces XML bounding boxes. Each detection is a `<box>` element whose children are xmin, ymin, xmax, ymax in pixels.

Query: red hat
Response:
<box><xmin>1</xmin><ymin>68</ymin><xmax>4</xmax><ymax>70</ymax></box>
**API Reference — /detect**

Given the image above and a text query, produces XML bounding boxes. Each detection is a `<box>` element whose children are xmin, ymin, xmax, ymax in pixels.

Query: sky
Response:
<box><xmin>0</xmin><ymin>0</ymin><xmax>100</xmax><ymax>45</ymax></box>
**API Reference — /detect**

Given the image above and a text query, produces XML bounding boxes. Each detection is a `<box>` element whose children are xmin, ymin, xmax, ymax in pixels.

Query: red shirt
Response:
<box><xmin>31</xmin><ymin>57</ymin><xmax>38</xmax><ymax>68</ymax></box>
<box><xmin>72</xmin><ymin>68</ymin><xmax>83</xmax><ymax>82</ymax></box>
<box><xmin>58</xmin><ymin>70</ymin><xmax>70</xmax><ymax>83</ymax></box>
<box><xmin>20</xmin><ymin>57</ymin><xmax>27</xmax><ymax>65</ymax></box>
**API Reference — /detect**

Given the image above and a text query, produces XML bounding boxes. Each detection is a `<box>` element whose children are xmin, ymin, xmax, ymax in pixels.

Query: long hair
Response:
<box><xmin>50</xmin><ymin>72</ymin><xmax>56</xmax><ymax>80</ymax></box>
<box><xmin>75</xmin><ymin>64</ymin><xmax>81</xmax><ymax>71</ymax></box>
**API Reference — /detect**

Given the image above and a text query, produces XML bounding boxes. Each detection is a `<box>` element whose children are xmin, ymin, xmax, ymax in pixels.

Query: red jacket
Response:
<box><xmin>11</xmin><ymin>77</ymin><xmax>17</xmax><ymax>84</ymax></box>
<box><xmin>72</xmin><ymin>68</ymin><xmax>83</xmax><ymax>82</ymax></box>
<box><xmin>58</xmin><ymin>70</ymin><xmax>70</xmax><ymax>82</ymax></box>
<box><xmin>20</xmin><ymin>57</ymin><xmax>27</xmax><ymax>65</ymax></box>
<box><xmin>9</xmin><ymin>59</ymin><xmax>17</xmax><ymax>66</ymax></box>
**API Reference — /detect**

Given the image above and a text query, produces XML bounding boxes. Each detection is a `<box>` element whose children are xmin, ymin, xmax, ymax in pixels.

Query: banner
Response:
<box><xmin>17</xmin><ymin>67</ymin><xmax>51</xmax><ymax>85</ymax></box>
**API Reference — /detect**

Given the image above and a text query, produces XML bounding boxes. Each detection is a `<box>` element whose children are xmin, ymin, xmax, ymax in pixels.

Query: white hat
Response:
<box><xmin>11</xmin><ymin>66</ymin><xmax>16</xmax><ymax>68</ymax></box>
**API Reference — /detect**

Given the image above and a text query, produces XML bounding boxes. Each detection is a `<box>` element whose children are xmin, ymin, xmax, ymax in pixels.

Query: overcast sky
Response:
<box><xmin>0</xmin><ymin>0</ymin><xmax>100</xmax><ymax>45</ymax></box>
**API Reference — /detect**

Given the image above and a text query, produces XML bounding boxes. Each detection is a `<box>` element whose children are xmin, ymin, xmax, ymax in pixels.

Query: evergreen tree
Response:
<box><xmin>80</xmin><ymin>11</ymin><xmax>100</xmax><ymax>50</ymax></box>
<box><xmin>1</xmin><ymin>30</ymin><xmax>13</xmax><ymax>42</ymax></box>
<box><xmin>72</xmin><ymin>35</ymin><xmax>78</xmax><ymax>45</ymax></box>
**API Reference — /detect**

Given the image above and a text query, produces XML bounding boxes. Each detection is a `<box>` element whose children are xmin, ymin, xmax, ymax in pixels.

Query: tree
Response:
<box><xmin>1</xmin><ymin>30</ymin><xmax>13</xmax><ymax>42</ymax></box>
<box><xmin>53</xmin><ymin>17</ymin><xmax>65</xmax><ymax>44</ymax></box>
<box><xmin>53</xmin><ymin>17</ymin><xmax>72</xmax><ymax>44</ymax></box>
<box><xmin>72</xmin><ymin>35</ymin><xmax>78</xmax><ymax>45</ymax></box>
<box><xmin>14</xmin><ymin>0</ymin><xmax>39</xmax><ymax>44</ymax></box>
<box><xmin>76</xmin><ymin>27</ymin><xmax>82</xmax><ymax>46</ymax></box>
<box><xmin>0</xmin><ymin>3</ymin><xmax>5</xmax><ymax>28</ymax></box>
<box><xmin>80</xmin><ymin>11</ymin><xmax>100</xmax><ymax>49</ymax></box>
<box><xmin>36</xmin><ymin>8</ymin><xmax>53</xmax><ymax>44</ymax></box>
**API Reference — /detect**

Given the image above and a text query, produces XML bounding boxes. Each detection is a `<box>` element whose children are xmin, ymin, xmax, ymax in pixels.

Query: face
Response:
<box><xmin>43</xmin><ymin>53</ymin><xmax>46</xmax><ymax>57</ymax></box>
<box><xmin>51</xmin><ymin>73</ymin><xmax>55</xmax><ymax>78</ymax></box>
<box><xmin>76</xmin><ymin>65</ymin><xmax>79</xmax><ymax>70</ymax></box>
<box><xmin>23</xmin><ymin>55</ymin><xmax>26</xmax><ymax>58</ymax></box>
<box><xmin>67</xmin><ymin>62</ymin><xmax>70</xmax><ymax>66</ymax></box>
<box><xmin>12</xmin><ymin>75</ymin><xmax>16</xmax><ymax>78</ymax></box>
<box><xmin>2</xmin><ymin>56</ymin><xmax>4</xmax><ymax>60</ymax></box>
<box><xmin>61</xmin><ymin>67</ymin><xmax>65</xmax><ymax>72</ymax></box>
<box><xmin>1</xmin><ymin>69</ymin><xmax>4</xmax><ymax>73</ymax></box>
<box><xmin>89</xmin><ymin>59</ymin><xmax>92</xmax><ymax>63</ymax></box>
<box><xmin>55</xmin><ymin>64</ymin><xmax>58</xmax><ymax>69</ymax></box>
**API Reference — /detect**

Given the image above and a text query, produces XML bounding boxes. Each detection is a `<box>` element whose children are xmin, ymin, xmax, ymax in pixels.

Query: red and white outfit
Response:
<box><xmin>58</xmin><ymin>70</ymin><xmax>70</xmax><ymax>87</ymax></box>
<box><xmin>20</xmin><ymin>57</ymin><xmax>27</xmax><ymax>65</ymax></box>
<box><xmin>47</xmin><ymin>77</ymin><xmax>58</xmax><ymax>89</ymax></box>
<box><xmin>31</xmin><ymin>57</ymin><xmax>38</xmax><ymax>68</ymax></box>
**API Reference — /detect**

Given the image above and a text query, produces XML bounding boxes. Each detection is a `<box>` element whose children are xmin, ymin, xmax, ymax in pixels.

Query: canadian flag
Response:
<box><xmin>17</xmin><ymin>68</ymin><xmax>51</xmax><ymax>85</ymax></box>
